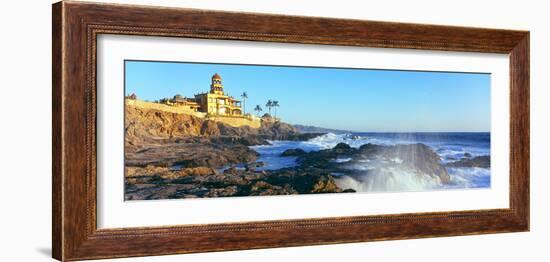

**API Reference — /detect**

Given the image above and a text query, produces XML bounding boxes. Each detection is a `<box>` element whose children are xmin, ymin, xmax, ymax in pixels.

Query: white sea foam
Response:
<box><xmin>303</xmin><ymin>133</ymin><xmax>373</xmax><ymax>149</ymax></box>
<box><xmin>436</xmin><ymin>146</ymin><xmax>490</xmax><ymax>163</ymax></box>
<box><xmin>249</xmin><ymin>141</ymin><xmax>301</xmax><ymax>170</ymax></box>
<box><xmin>334</xmin><ymin>167</ymin><xmax>442</xmax><ymax>193</ymax></box>
<box><xmin>331</xmin><ymin>157</ymin><xmax>352</xmax><ymax>163</ymax></box>
<box><xmin>248</xmin><ymin>132</ymin><xmax>491</xmax><ymax>191</ymax></box>
<box><xmin>250</xmin><ymin>133</ymin><xmax>373</xmax><ymax>170</ymax></box>
<box><xmin>333</xmin><ymin>166</ymin><xmax>490</xmax><ymax>193</ymax></box>
<box><xmin>445</xmin><ymin>167</ymin><xmax>491</xmax><ymax>188</ymax></box>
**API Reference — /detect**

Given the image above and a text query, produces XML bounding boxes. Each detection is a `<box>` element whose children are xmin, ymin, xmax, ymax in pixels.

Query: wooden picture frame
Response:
<box><xmin>52</xmin><ymin>1</ymin><xmax>529</xmax><ymax>261</ymax></box>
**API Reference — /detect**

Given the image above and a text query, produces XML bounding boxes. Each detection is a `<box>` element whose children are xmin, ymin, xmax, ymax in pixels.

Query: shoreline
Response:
<box><xmin>125</xmin><ymin>133</ymin><xmax>491</xmax><ymax>200</ymax></box>
<box><xmin>124</xmin><ymin>105</ymin><xmax>490</xmax><ymax>200</ymax></box>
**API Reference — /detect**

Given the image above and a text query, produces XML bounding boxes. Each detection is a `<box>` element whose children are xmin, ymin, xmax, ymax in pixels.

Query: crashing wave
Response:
<box><xmin>304</xmin><ymin>133</ymin><xmax>372</xmax><ymax>149</ymax></box>
<box><xmin>334</xmin><ymin>167</ymin><xmax>442</xmax><ymax>192</ymax></box>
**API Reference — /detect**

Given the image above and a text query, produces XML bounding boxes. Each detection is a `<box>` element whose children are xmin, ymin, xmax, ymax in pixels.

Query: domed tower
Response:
<box><xmin>210</xmin><ymin>73</ymin><xmax>224</xmax><ymax>95</ymax></box>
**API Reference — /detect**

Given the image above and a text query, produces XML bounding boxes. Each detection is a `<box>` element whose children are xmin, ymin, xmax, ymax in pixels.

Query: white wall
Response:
<box><xmin>0</xmin><ymin>0</ymin><xmax>547</xmax><ymax>261</ymax></box>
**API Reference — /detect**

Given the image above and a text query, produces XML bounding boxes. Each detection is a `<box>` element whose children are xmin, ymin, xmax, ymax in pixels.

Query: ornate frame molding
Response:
<box><xmin>53</xmin><ymin>1</ymin><xmax>529</xmax><ymax>261</ymax></box>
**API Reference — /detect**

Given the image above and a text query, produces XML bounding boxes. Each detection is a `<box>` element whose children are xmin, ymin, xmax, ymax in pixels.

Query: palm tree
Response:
<box><xmin>266</xmin><ymin>100</ymin><xmax>273</xmax><ymax>115</ymax></box>
<box><xmin>272</xmin><ymin>100</ymin><xmax>280</xmax><ymax>118</ymax></box>
<box><xmin>254</xmin><ymin>105</ymin><xmax>263</xmax><ymax>116</ymax></box>
<box><xmin>240</xmin><ymin>92</ymin><xmax>248</xmax><ymax>115</ymax></box>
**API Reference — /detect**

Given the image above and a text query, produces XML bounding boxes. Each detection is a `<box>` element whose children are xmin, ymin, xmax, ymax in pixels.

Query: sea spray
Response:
<box><xmin>333</xmin><ymin>167</ymin><xmax>442</xmax><ymax>192</ymax></box>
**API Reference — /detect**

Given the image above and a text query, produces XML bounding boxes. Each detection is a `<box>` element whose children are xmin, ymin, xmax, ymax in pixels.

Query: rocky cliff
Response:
<box><xmin>123</xmin><ymin>105</ymin><xmax>347</xmax><ymax>200</ymax></box>
<box><xmin>124</xmin><ymin>106</ymin><xmax>458</xmax><ymax>200</ymax></box>
<box><xmin>125</xmin><ymin>106</ymin><xmax>309</xmax><ymax>168</ymax></box>
<box><xmin>125</xmin><ymin>106</ymin><xmax>317</xmax><ymax>143</ymax></box>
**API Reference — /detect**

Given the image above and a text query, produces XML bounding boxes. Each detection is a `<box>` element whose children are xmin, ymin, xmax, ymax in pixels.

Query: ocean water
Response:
<box><xmin>250</xmin><ymin>132</ymin><xmax>491</xmax><ymax>193</ymax></box>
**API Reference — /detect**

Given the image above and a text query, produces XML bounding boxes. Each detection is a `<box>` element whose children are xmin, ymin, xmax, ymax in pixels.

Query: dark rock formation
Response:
<box><xmin>123</xmin><ymin>105</ymin><xmax>340</xmax><ymax>200</ymax></box>
<box><xmin>124</xmin><ymin>165</ymin><xmax>352</xmax><ymax>200</ymax></box>
<box><xmin>257</xmin><ymin>118</ymin><xmax>323</xmax><ymax>141</ymax></box>
<box><xmin>124</xmin><ymin>106</ymin><xmax>323</xmax><ymax>169</ymax></box>
<box><xmin>124</xmin><ymin>140</ymin><xmax>453</xmax><ymax>200</ymax></box>
<box><xmin>280</xmin><ymin>148</ymin><xmax>307</xmax><ymax>157</ymax></box>
<box><xmin>386</xmin><ymin>143</ymin><xmax>451</xmax><ymax>183</ymax></box>
<box><xmin>446</xmin><ymin>155</ymin><xmax>490</xmax><ymax>168</ymax></box>
<box><xmin>297</xmin><ymin>142</ymin><xmax>451</xmax><ymax>184</ymax></box>
<box><xmin>124</xmin><ymin>105</ymin><xmax>455</xmax><ymax>200</ymax></box>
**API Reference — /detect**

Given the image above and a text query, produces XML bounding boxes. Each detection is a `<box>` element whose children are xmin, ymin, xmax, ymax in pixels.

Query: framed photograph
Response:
<box><xmin>52</xmin><ymin>1</ymin><xmax>529</xmax><ymax>261</ymax></box>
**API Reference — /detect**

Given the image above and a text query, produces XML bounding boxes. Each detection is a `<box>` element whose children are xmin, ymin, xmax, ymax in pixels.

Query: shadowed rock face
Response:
<box><xmin>125</xmin><ymin>106</ymin><xmax>262</xmax><ymax>140</ymax></box>
<box><xmin>125</xmin><ymin>106</ymin><xmax>323</xmax><ymax>170</ymax></box>
<box><xmin>126</xmin><ymin>106</ymin><xmax>321</xmax><ymax>143</ymax></box>
<box><xmin>124</xmin><ymin>106</ymin><xmax>336</xmax><ymax>200</ymax></box>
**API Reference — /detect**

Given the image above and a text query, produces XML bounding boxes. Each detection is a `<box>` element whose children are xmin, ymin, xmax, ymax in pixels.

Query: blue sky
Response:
<box><xmin>125</xmin><ymin>60</ymin><xmax>490</xmax><ymax>132</ymax></box>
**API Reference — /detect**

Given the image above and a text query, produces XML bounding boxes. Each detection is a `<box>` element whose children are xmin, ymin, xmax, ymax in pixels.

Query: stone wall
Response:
<box><xmin>126</xmin><ymin>99</ymin><xmax>206</xmax><ymax>118</ymax></box>
<box><xmin>207</xmin><ymin>115</ymin><xmax>261</xmax><ymax>128</ymax></box>
<box><xmin>126</xmin><ymin>99</ymin><xmax>261</xmax><ymax>128</ymax></box>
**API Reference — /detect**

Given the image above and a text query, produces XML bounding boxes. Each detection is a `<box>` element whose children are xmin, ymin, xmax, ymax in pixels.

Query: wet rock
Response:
<box><xmin>245</xmin><ymin>162</ymin><xmax>265</xmax><ymax>170</ymax></box>
<box><xmin>248</xmin><ymin>181</ymin><xmax>297</xmax><ymax>196</ymax></box>
<box><xmin>297</xmin><ymin>142</ymin><xmax>450</xmax><ymax>184</ymax></box>
<box><xmin>124</xmin><ymin>184</ymin><xmax>196</xmax><ymax>200</ymax></box>
<box><xmin>263</xmin><ymin>169</ymin><xmax>344</xmax><ymax>194</ymax></box>
<box><xmin>446</xmin><ymin>155</ymin><xmax>490</xmax><ymax>168</ymax></box>
<box><xmin>203</xmin><ymin>186</ymin><xmax>239</xmax><ymax>198</ymax></box>
<box><xmin>124</xmin><ymin>105</ymin><xmax>455</xmax><ymax>199</ymax></box>
<box><xmin>296</xmin><ymin>143</ymin><xmax>355</xmax><ymax>169</ymax></box>
<box><xmin>125</xmin><ymin>165</ymin><xmax>346</xmax><ymax>200</ymax></box>
<box><xmin>332</xmin><ymin>142</ymin><xmax>356</xmax><ymax>154</ymax></box>
<box><xmin>334</xmin><ymin>142</ymin><xmax>351</xmax><ymax>150</ymax></box>
<box><xmin>280</xmin><ymin>148</ymin><xmax>307</xmax><ymax>156</ymax></box>
<box><xmin>386</xmin><ymin>143</ymin><xmax>451</xmax><ymax>184</ymax></box>
<box><xmin>358</xmin><ymin>143</ymin><xmax>384</xmax><ymax>154</ymax></box>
